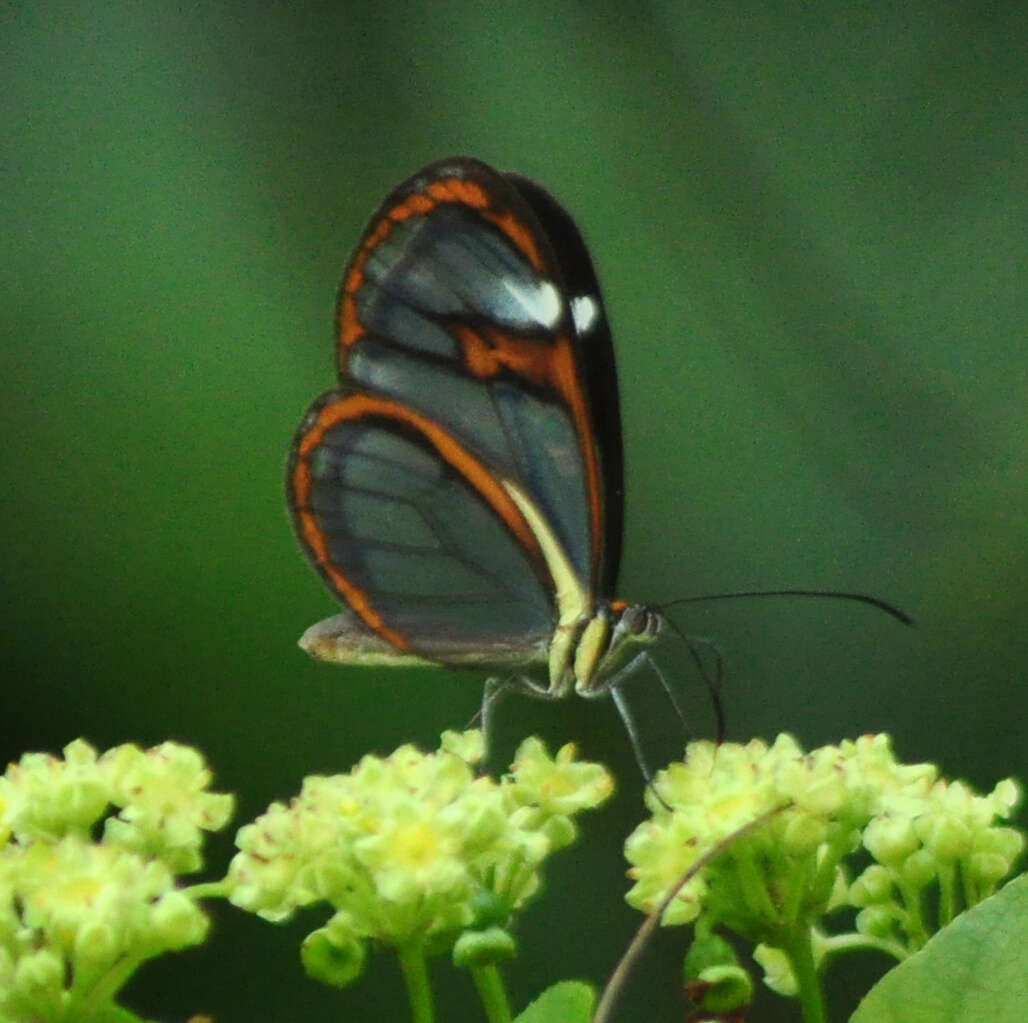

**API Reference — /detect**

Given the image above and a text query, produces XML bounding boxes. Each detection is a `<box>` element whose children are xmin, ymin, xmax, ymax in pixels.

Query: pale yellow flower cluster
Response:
<box><xmin>850</xmin><ymin>772</ymin><xmax>1023</xmax><ymax>944</ymax></box>
<box><xmin>0</xmin><ymin>739</ymin><xmax>233</xmax><ymax>1022</ymax></box>
<box><xmin>227</xmin><ymin>731</ymin><xmax>613</xmax><ymax>986</ymax></box>
<box><xmin>624</xmin><ymin>733</ymin><xmax>1022</xmax><ymax>945</ymax></box>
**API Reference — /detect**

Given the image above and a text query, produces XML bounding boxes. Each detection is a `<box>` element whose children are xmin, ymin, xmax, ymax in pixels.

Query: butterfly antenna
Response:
<box><xmin>644</xmin><ymin>652</ymin><xmax>691</xmax><ymax>738</ymax></box>
<box><xmin>662</xmin><ymin>617</ymin><xmax>727</xmax><ymax>743</ymax></box>
<box><xmin>659</xmin><ymin>589</ymin><xmax>913</xmax><ymax>626</ymax></box>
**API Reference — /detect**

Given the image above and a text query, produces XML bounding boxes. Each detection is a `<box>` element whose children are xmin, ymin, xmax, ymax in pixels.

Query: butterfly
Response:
<box><xmin>286</xmin><ymin>156</ymin><xmax>664</xmax><ymax>728</ymax></box>
<box><xmin>286</xmin><ymin>157</ymin><xmax>910</xmax><ymax>742</ymax></box>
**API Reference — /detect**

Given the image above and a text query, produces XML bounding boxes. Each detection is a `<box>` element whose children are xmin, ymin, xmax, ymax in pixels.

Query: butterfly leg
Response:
<box><xmin>472</xmin><ymin>674</ymin><xmax>562</xmax><ymax>761</ymax></box>
<box><xmin>582</xmin><ymin>651</ymin><xmax>659</xmax><ymax>784</ymax></box>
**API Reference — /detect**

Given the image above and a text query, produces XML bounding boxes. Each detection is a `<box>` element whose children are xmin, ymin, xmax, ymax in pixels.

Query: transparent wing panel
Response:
<box><xmin>290</xmin><ymin>397</ymin><xmax>554</xmax><ymax>663</ymax></box>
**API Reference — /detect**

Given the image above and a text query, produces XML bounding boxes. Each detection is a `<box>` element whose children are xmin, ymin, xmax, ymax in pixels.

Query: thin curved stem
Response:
<box><xmin>595</xmin><ymin>807</ymin><xmax>785</xmax><ymax>1023</ymax></box>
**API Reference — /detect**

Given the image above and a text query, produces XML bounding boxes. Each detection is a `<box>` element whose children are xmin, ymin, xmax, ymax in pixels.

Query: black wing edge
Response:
<box><xmin>506</xmin><ymin>171</ymin><xmax>624</xmax><ymax>594</ymax></box>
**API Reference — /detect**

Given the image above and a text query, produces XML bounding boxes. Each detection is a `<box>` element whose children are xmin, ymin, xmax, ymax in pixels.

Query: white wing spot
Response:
<box><xmin>503</xmin><ymin>278</ymin><xmax>562</xmax><ymax>329</ymax></box>
<box><xmin>571</xmin><ymin>294</ymin><xmax>600</xmax><ymax>336</ymax></box>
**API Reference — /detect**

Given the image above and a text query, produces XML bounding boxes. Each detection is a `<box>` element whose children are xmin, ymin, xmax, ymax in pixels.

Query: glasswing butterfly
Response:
<box><xmin>286</xmin><ymin>157</ymin><xmax>910</xmax><ymax>744</ymax></box>
<box><xmin>287</xmin><ymin>156</ymin><xmax>663</xmax><ymax>718</ymax></box>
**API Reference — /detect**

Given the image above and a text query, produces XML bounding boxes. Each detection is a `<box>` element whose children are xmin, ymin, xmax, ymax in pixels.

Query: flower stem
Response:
<box><xmin>397</xmin><ymin>943</ymin><xmax>435</xmax><ymax>1023</ymax></box>
<box><xmin>71</xmin><ymin>954</ymin><xmax>147</xmax><ymax>1023</ymax></box>
<box><xmin>778</xmin><ymin>926</ymin><xmax>828</xmax><ymax>1023</ymax></box>
<box><xmin>819</xmin><ymin>930</ymin><xmax>908</xmax><ymax>963</ymax></box>
<box><xmin>734</xmin><ymin>848</ymin><xmax>779</xmax><ymax>921</ymax></box>
<box><xmin>937</xmin><ymin>862</ymin><xmax>956</xmax><ymax>927</ymax></box>
<box><xmin>471</xmin><ymin>964</ymin><xmax>513</xmax><ymax>1023</ymax></box>
<box><xmin>181</xmin><ymin>880</ymin><xmax>229</xmax><ymax>900</ymax></box>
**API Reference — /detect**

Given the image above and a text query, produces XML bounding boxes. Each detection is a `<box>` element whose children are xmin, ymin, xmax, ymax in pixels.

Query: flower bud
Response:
<box><xmin>900</xmin><ymin>849</ymin><xmax>937</xmax><ymax>887</ymax></box>
<box><xmin>969</xmin><ymin>852</ymin><xmax>1014</xmax><ymax>885</ymax></box>
<box><xmin>685</xmin><ymin>964</ymin><xmax>754</xmax><ymax>1014</ymax></box>
<box><xmin>915</xmin><ymin>813</ymin><xmax>970</xmax><ymax>860</ymax></box>
<box><xmin>849</xmin><ymin>864</ymin><xmax>893</xmax><ymax>905</ymax></box>
<box><xmin>864</xmin><ymin>817</ymin><xmax>919</xmax><ymax>865</ymax></box>
<box><xmin>453</xmin><ymin>926</ymin><xmax>517</xmax><ymax>968</ymax></box>
<box><xmin>752</xmin><ymin>944</ymin><xmax>796</xmax><ymax>996</ymax></box>
<box><xmin>301</xmin><ymin>925</ymin><xmax>366</xmax><ymax>988</ymax></box>
<box><xmin>856</xmin><ymin>905</ymin><xmax>896</xmax><ymax>938</ymax></box>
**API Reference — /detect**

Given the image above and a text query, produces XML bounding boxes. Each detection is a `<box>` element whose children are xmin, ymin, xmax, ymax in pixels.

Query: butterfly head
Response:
<box><xmin>569</xmin><ymin>601</ymin><xmax>663</xmax><ymax>697</ymax></box>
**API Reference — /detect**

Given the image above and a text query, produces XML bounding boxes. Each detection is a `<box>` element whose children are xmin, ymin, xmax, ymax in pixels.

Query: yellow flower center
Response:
<box><xmin>390</xmin><ymin>823</ymin><xmax>443</xmax><ymax>871</ymax></box>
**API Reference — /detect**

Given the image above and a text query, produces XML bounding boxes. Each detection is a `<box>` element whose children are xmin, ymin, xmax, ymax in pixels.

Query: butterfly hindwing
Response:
<box><xmin>288</xmin><ymin>389</ymin><xmax>554</xmax><ymax>665</ymax></box>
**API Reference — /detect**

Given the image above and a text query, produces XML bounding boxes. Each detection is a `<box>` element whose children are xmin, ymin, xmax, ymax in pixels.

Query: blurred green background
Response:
<box><xmin>3</xmin><ymin>3</ymin><xmax>1026</xmax><ymax>1020</ymax></box>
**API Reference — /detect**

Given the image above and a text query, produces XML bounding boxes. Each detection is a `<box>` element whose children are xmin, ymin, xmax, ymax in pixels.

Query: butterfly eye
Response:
<box><xmin>617</xmin><ymin>604</ymin><xmax>661</xmax><ymax>639</ymax></box>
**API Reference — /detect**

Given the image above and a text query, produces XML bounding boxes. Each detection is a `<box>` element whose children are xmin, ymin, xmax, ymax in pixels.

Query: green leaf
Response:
<box><xmin>89</xmin><ymin>1005</ymin><xmax>151</xmax><ymax>1023</ymax></box>
<box><xmin>850</xmin><ymin>872</ymin><xmax>1028</xmax><ymax>1023</ymax></box>
<box><xmin>514</xmin><ymin>981</ymin><xmax>597</xmax><ymax>1023</ymax></box>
